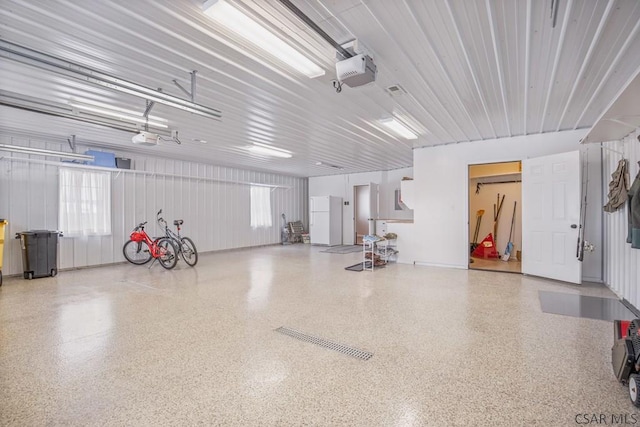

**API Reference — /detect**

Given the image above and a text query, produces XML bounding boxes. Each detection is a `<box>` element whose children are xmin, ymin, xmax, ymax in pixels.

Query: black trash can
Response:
<box><xmin>17</xmin><ymin>230</ymin><xmax>60</xmax><ymax>279</ymax></box>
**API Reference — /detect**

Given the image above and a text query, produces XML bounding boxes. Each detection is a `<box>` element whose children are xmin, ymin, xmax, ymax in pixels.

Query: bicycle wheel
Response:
<box><xmin>156</xmin><ymin>238</ymin><xmax>178</xmax><ymax>270</ymax></box>
<box><xmin>123</xmin><ymin>240</ymin><xmax>152</xmax><ymax>265</ymax></box>
<box><xmin>179</xmin><ymin>237</ymin><xmax>198</xmax><ymax>267</ymax></box>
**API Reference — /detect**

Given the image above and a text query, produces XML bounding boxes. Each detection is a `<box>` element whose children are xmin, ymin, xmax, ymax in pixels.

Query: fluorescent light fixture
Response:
<box><xmin>73</xmin><ymin>99</ymin><xmax>168</xmax><ymax>122</ymax></box>
<box><xmin>70</xmin><ymin>103</ymin><xmax>169</xmax><ymax>129</ymax></box>
<box><xmin>0</xmin><ymin>144</ymin><xmax>95</xmax><ymax>161</ymax></box>
<box><xmin>248</xmin><ymin>146</ymin><xmax>292</xmax><ymax>158</ymax></box>
<box><xmin>203</xmin><ymin>0</ymin><xmax>325</xmax><ymax>78</ymax></box>
<box><xmin>0</xmin><ymin>40</ymin><xmax>222</xmax><ymax>120</ymax></box>
<box><xmin>246</xmin><ymin>143</ymin><xmax>292</xmax><ymax>158</ymax></box>
<box><xmin>379</xmin><ymin>117</ymin><xmax>418</xmax><ymax>140</ymax></box>
<box><xmin>315</xmin><ymin>161</ymin><xmax>344</xmax><ymax>170</ymax></box>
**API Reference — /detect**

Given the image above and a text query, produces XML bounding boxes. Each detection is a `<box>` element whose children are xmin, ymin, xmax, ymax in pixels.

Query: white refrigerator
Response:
<box><xmin>310</xmin><ymin>196</ymin><xmax>343</xmax><ymax>246</ymax></box>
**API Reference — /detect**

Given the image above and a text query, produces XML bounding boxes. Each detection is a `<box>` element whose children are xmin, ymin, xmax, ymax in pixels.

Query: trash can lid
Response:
<box><xmin>19</xmin><ymin>230</ymin><xmax>59</xmax><ymax>236</ymax></box>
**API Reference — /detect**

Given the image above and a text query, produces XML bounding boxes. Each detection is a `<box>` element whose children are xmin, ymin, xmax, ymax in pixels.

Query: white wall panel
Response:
<box><xmin>582</xmin><ymin>145</ymin><xmax>604</xmax><ymax>282</ymax></box>
<box><xmin>602</xmin><ymin>129</ymin><xmax>640</xmax><ymax>309</ymax></box>
<box><xmin>0</xmin><ymin>135</ymin><xmax>307</xmax><ymax>276</ymax></box>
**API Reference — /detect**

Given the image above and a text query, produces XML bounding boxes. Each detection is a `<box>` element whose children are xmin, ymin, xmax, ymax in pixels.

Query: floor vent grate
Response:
<box><xmin>275</xmin><ymin>326</ymin><xmax>373</xmax><ymax>361</ymax></box>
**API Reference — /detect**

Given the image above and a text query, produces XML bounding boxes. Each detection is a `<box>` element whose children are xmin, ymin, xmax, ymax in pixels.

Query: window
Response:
<box><xmin>59</xmin><ymin>168</ymin><xmax>111</xmax><ymax>236</ymax></box>
<box><xmin>250</xmin><ymin>185</ymin><xmax>272</xmax><ymax>228</ymax></box>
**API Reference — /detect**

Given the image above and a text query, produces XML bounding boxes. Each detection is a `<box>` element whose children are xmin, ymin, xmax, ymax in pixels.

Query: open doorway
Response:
<box><xmin>469</xmin><ymin>161</ymin><xmax>522</xmax><ymax>273</ymax></box>
<box><xmin>354</xmin><ymin>185</ymin><xmax>370</xmax><ymax>245</ymax></box>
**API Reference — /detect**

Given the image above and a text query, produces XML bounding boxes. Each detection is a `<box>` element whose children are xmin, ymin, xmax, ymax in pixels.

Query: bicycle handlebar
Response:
<box><xmin>135</xmin><ymin>221</ymin><xmax>147</xmax><ymax>230</ymax></box>
<box><xmin>157</xmin><ymin>211</ymin><xmax>168</xmax><ymax>228</ymax></box>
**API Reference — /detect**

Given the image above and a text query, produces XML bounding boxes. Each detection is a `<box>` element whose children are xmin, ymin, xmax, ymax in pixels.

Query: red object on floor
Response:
<box><xmin>619</xmin><ymin>320</ymin><xmax>631</xmax><ymax>338</ymax></box>
<box><xmin>471</xmin><ymin>233</ymin><xmax>499</xmax><ymax>258</ymax></box>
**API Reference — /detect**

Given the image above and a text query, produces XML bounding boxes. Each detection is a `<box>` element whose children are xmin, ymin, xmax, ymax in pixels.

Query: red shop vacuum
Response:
<box><xmin>612</xmin><ymin>319</ymin><xmax>640</xmax><ymax>406</ymax></box>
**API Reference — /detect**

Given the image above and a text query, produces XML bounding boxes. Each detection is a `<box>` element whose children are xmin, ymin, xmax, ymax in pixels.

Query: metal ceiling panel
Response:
<box><xmin>1</xmin><ymin>0</ymin><xmax>640</xmax><ymax>177</ymax></box>
<box><xmin>542</xmin><ymin>0</ymin><xmax>608</xmax><ymax>132</ymax></box>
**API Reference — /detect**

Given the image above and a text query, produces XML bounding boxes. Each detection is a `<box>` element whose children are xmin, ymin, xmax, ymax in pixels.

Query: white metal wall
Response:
<box><xmin>602</xmin><ymin>129</ymin><xmax>640</xmax><ymax>308</ymax></box>
<box><xmin>0</xmin><ymin>134</ymin><xmax>307</xmax><ymax>276</ymax></box>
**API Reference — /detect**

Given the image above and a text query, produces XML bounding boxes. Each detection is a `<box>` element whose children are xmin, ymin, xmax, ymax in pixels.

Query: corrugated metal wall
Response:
<box><xmin>0</xmin><ymin>134</ymin><xmax>307</xmax><ymax>276</ymax></box>
<box><xmin>603</xmin><ymin>128</ymin><xmax>640</xmax><ymax>308</ymax></box>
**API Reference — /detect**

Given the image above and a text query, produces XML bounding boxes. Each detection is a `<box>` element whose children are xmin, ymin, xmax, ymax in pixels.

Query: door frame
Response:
<box><xmin>467</xmin><ymin>160</ymin><xmax>522</xmax><ymax>272</ymax></box>
<box><xmin>353</xmin><ymin>184</ymin><xmax>369</xmax><ymax>245</ymax></box>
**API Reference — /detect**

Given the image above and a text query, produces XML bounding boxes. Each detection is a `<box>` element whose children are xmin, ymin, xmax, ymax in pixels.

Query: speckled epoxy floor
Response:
<box><xmin>0</xmin><ymin>244</ymin><xmax>636</xmax><ymax>425</ymax></box>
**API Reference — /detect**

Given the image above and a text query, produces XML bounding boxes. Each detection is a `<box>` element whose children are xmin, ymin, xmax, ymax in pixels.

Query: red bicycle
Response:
<box><xmin>122</xmin><ymin>221</ymin><xmax>178</xmax><ymax>269</ymax></box>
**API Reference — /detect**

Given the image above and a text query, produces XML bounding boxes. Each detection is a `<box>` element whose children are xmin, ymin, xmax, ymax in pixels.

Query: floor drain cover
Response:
<box><xmin>275</xmin><ymin>326</ymin><xmax>373</xmax><ymax>360</ymax></box>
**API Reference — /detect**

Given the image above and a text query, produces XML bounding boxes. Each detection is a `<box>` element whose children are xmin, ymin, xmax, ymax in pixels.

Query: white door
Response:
<box><xmin>522</xmin><ymin>151</ymin><xmax>581</xmax><ymax>284</ymax></box>
<box><xmin>368</xmin><ymin>183</ymin><xmax>379</xmax><ymax>235</ymax></box>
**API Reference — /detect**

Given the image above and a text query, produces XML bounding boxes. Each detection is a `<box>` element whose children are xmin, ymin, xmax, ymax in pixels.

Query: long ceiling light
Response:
<box><xmin>246</xmin><ymin>142</ymin><xmax>292</xmax><ymax>158</ymax></box>
<box><xmin>0</xmin><ymin>40</ymin><xmax>222</xmax><ymax>120</ymax></box>
<box><xmin>69</xmin><ymin>102</ymin><xmax>169</xmax><ymax>129</ymax></box>
<box><xmin>202</xmin><ymin>0</ymin><xmax>325</xmax><ymax>78</ymax></box>
<box><xmin>379</xmin><ymin>117</ymin><xmax>418</xmax><ymax>140</ymax></box>
<box><xmin>72</xmin><ymin>99</ymin><xmax>168</xmax><ymax>122</ymax></box>
<box><xmin>0</xmin><ymin>144</ymin><xmax>95</xmax><ymax>161</ymax></box>
<box><xmin>315</xmin><ymin>161</ymin><xmax>344</xmax><ymax>170</ymax></box>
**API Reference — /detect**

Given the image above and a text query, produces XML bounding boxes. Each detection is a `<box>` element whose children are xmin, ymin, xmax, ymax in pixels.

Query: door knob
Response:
<box><xmin>570</xmin><ymin>224</ymin><xmax>577</xmax><ymax>229</ymax></box>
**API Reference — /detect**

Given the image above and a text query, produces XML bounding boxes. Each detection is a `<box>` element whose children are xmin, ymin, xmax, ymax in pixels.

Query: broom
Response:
<box><xmin>470</xmin><ymin>209</ymin><xmax>485</xmax><ymax>253</ymax></box>
<box><xmin>493</xmin><ymin>193</ymin><xmax>505</xmax><ymax>248</ymax></box>
<box><xmin>502</xmin><ymin>202</ymin><xmax>517</xmax><ymax>261</ymax></box>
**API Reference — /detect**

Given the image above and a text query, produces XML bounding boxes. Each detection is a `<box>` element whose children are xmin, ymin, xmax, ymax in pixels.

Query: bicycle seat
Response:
<box><xmin>173</xmin><ymin>220</ymin><xmax>184</xmax><ymax>226</ymax></box>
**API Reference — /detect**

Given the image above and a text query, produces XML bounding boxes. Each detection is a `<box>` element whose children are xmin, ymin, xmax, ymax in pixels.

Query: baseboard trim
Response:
<box><xmin>412</xmin><ymin>261</ymin><xmax>467</xmax><ymax>270</ymax></box>
<box><xmin>2</xmin><ymin>243</ymin><xmax>284</xmax><ymax>278</ymax></box>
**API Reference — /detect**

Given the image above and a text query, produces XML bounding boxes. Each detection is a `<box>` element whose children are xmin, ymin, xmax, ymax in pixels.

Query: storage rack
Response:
<box><xmin>362</xmin><ymin>236</ymin><xmax>398</xmax><ymax>271</ymax></box>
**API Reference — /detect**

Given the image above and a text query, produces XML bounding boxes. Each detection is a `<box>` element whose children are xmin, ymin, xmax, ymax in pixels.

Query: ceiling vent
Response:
<box><xmin>385</xmin><ymin>84</ymin><xmax>407</xmax><ymax>97</ymax></box>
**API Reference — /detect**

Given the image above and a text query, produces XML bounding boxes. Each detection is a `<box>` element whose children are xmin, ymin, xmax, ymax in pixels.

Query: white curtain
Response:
<box><xmin>59</xmin><ymin>168</ymin><xmax>111</xmax><ymax>236</ymax></box>
<box><xmin>250</xmin><ymin>185</ymin><xmax>272</xmax><ymax>228</ymax></box>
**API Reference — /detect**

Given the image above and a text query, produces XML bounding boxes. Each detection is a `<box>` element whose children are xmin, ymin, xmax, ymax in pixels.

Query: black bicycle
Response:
<box><xmin>156</xmin><ymin>210</ymin><xmax>198</xmax><ymax>266</ymax></box>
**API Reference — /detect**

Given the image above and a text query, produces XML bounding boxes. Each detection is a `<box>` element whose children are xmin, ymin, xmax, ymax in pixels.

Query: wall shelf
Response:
<box><xmin>471</xmin><ymin>172</ymin><xmax>522</xmax><ymax>184</ymax></box>
<box><xmin>0</xmin><ymin>155</ymin><xmax>291</xmax><ymax>189</ymax></box>
<box><xmin>400</xmin><ymin>179</ymin><xmax>414</xmax><ymax>209</ymax></box>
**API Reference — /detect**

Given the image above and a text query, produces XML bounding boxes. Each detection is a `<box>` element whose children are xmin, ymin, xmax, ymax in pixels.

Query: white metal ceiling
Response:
<box><xmin>1</xmin><ymin>0</ymin><xmax>640</xmax><ymax>177</ymax></box>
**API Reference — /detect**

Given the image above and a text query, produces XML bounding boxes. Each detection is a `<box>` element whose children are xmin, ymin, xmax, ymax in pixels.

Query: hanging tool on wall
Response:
<box><xmin>470</xmin><ymin>209</ymin><xmax>485</xmax><ymax>253</ymax></box>
<box><xmin>502</xmin><ymin>202</ymin><xmax>517</xmax><ymax>261</ymax></box>
<box><xmin>493</xmin><ymin>193</ymin><xmax>505</xmax><ymax>251</ymax></box>
<box><xmin>577</xmin><ymin>151</ymin><xmax>597</xmax><ymax>260</ymax></box>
